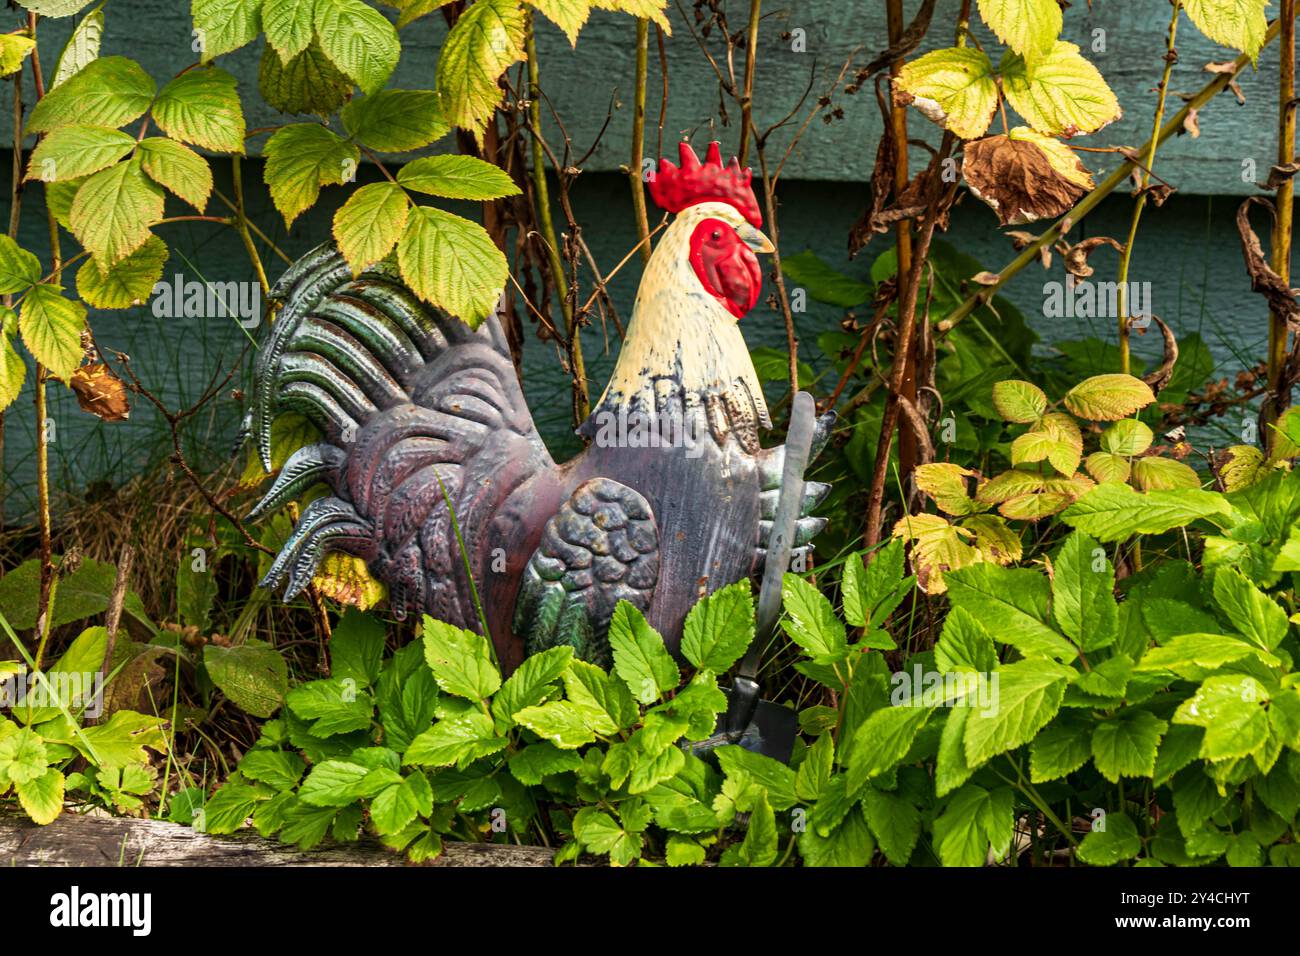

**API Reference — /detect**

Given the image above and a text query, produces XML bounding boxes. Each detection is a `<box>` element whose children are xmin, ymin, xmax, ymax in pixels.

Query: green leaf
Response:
<box><xmin>0</xmin><ymin>235</ymin><xmax>41</xmax><ymax>293</ymax></box>
<box><xmin>1154</xmin><ymin>724</ymin><xmax>1203</xmax><ymax>786</ymax></box>
<box><xmin>1077</xmin><ymin>812</ymin><xmax>1142</xmax><ymax>866</ymax></box>
<box><xmin>15</xmin><ymin>768</ymin><xmax>65</xmax><ymax>825</ymax></box>
<box><xmin>665</xmin><ymin>834</ymin><xmax>706</xmax><ymax>867</ymax></box>
<box><xmin>779</xmin><ymin>250</ymin><xmax>871</xmax><ymax>308</ymax></box>
<box><xmin>735</xmin><ymin>790</ymin><xmax>778</xmax><ymax>867</ymax></box>
<box><xmin>1131</xmin><ymin>457</ymin><xmax>1202</xmax><ymax>492</ymax></box>
<box><xmin>297</xmin><ymin>759</ymin><xmax>372</xmax><ymax>806</ymax></box>
<box><xmin>315</xmin><ymin>0</ymin><xmax>400</xmax><ymax>95</ymax></box>
<box><xmin>862</xmin><ymin>787</ymin><xmax>921</xmax><ymax>865</ymax></box>
<box><xmin>1136</xmin><ymin>633</ymin><xmax>1276</xmax><ymax>677</ymax></box>
<box><xmin>0</xmin><ymin>727</ymin><xmax>49</xmax><ymax>785</ymax></box>
<box><xmin>845</xmin><ymin>705</ymin><xmax>931</xmax><ymax>794</ymax></box>
<box><xmin>69</xmin><ymin>157</ymin><xmax>164</xmax><ymax>266</ymax></box>
<box><xmin>284</xmin><ymin>678</ymin><xmax>373</xmax><ymax>736</ymax></box>
<box><xmin>1052</xmin><ymin>531</ymin><xmax>1118</xmax><ymax>652</ymax></box>
<box><xmin>1091</xmin><ymin>710</ymin><xmax>1167</xmax><ymax>783</ymax></box>
<box><xmin>573</xmin><ymin>806</ymin><xmax>643</xmax><ymax>866</ymax></box>
<box><xmin>50</xmin><ymin>5</ymin><xmax>103</xmax><ymax>88</ymax></box>
<box><xmin>397</xmin><ymin>154</ymin><xmax>521</xmax><ymax>200</ymax></box>
<box><xmin>204</xmin><ymin>640</ymin><xmax>289</xmax><ymax>718</ymax></box>
<box><xmin>152</xmin><ymin>67</ymin><xmax>246</xmax><ymax>154</ymax></box>
<box><xmin>238</xmin><ymin>750</ymin><xmax>306</xmax><ymax>791</ymax></box>
<box><xmin>332</xmin><ymin>181</ymin><xmax>409</xmax><ymax>274</ymax></box>
<box><xmin>895</xmin><ymin>46</ymin><xmax>999</xmax><ymax>140</ymax></box>
<box><xmin>1</xmin><ymin>318</ymin><xmax>26</xmax><ymax>412</ymax></box>
<box><xmin>491</xmin><ymin>644</ymin><xmax>573</xmax><ymax>726</ymax></box>
<box><xmin>964</xmin><ymin>658</ymin><xmax>1073</xmax><ymax>766</ymax></box>
<box><xmin>26</xmin><ymin>125</ymin><xmax>136</xmax><ymax>182</ymax></box>
<box><xmin>75</xmin><ymin>234</ymin><xmax>168</xmax><ymax>309</ymax></box>
<box><xmin>19</xmin><ymin>284</ymin><xmax>85</xmax><ymax>381</ymax></box>
<box><xmin>397</xmin><ymin>204</ymin><xmax>507</xmax><ymax>324</ymax></box>
<box><xmin>329</xmin><ymin>609</ymin><xmax>386</xmax><ymax>686</ymax></box>
<box><xmin>1060</xmin><ymin>482</ymin><xmax>1230</xmax><ymax>542</ymax></box>
<box><xmin>0</xmin><ymin>32</ymin><xmax>36</xmax><ymax>79</ymax></box>
<box><xmin>1030</xmin><ymin>712</ymin><xmax>1094</xmax><ymax>782</ymax></box>
<box><xmin>944</xmin><ymin>563</ymin><xmax>1076</xmax><ymax>661</ymax></box>
<box><xmin>436</xmin><ymin>0</ymin><xmax>525</xmax><ymax>134</ymax></box>
<box><xmin>263</xmin><ymin>0</ymin><xmax>319</xmax><ymax>62</ymax></box>
<box><xmin>1211</xmin><ymin>566</ymin><xmax>1288</xmax><ymax>651</ymax></box>
<box><xmin>606</xmin><ymin>601</ymin><xmax>679</xmax><ymax>704</ymax></box>
<box><xmin>341</xmin><ymin>89</ymin><xmax>449</xmax><ymax>152</ymax></box>
<box><xmin>780</xmin><ymin>572</ymin><xmax>848</xmax><ymax>662</ymax></box>
<box><xmin>508</xmin><ymin>741</ymin><xmax>583</xmax><ymax>784</ymax></box>
<box><xmin>680</xmin><ymin>580</ymin><xmax>754</xmax><ymax>672</ymax></box>
<box><xmin>799</xmin><ymin>804</ymin><xmax>875</xmax><ymax>866</ymax></box>
<box><xmin>1101</xmin><ymin>419</ymin><xmax>1154</xmax><ymax>456</ymax></box>
<box><xmin>795</xmin><ymin>732</ymin><xmax>834</xmax><ymax>802</ymax></box>
<box><xmin>514</xmin><ymin>700</ymin><xmax>597</xmax><ymax>749</ymax></box>
<box><xmin>192</xmin><ymin>0</ymin><xmax>263</xmax><ymax>60</ymax></box>
<box><xmin>139</xmin><ymin>137</ymin><xmax>212</xmax><ymax>210</ymax></box>
<box><xmin>1173</xmin><ymin>675</ymin><xmax>1270</xmax><ymax>762</ymax></box>
<box><xmin>403</xmin><ymin>711</ymin><xmax>507</xmax><ymax>766</ymax></box>
<box><xmin>263</xmin><ymin>123</ymin><xmax>359</xmax><ymax>229</ymax></box>
<box><xmin>1000</xmin><ymin>42</ymin><xmax>1122</xmax><ymax>137</ymax></box>
<box><xmin>561</xmin><ymin>659</ymin><xmax>638</xmax><ymax>734</ymax></box>
<box><xmin>933</xmin><ymin>784</ymin><xmax>1014</xmax><ymax>866</ymax></box>
<box><xmin>715</xmin><ymin>745</ymin><xmax>798</xmax><ymax>811</ymax></box>
<box><xmin>991</xmin><ymin>379</ymin><xmax>1048</xmax><ymax>423</ymax></box>
<box><xmin>26</xmin><ymin>56</ymin><xmax>154</xmax><ymax>134</ymax></box>
<box><xmin>74</xmin><ymin>710</ymin><xmax>165</xmax><ymax>767</ymax></box>
<box><xmin>934</xmin><ymin>607</ymin><xmax>997</xmax><ymax>673</ymax></box>
<box><xmin>259</xmin><ymin>40</ymin><xmax>353</xmax><ymax>116</ymax></box>
<box><xmin>370</xmin><ymin>776</ymin><xmax>425</xmax><ymax>835</ymax></box>
<box><xmin>1183</xmin><ymin>0</ymin><xmax>1269</xmax><ymax>59</ymax></box>
<box><xmin>421</xmin><ymin>616</ymin><xmax>500</xmax><ymax>700</ymax></box>
<box><xmin>977</xmin><ymin>0</ymin><xmax>1061</xmax><ymax>59</ymax></box>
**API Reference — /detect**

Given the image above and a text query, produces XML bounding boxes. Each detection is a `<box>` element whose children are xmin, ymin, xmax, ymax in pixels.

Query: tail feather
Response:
<box><xmin>250</xmin><ymin>242</ymin><xmax>553</xmax><ymax>628</ymax></box>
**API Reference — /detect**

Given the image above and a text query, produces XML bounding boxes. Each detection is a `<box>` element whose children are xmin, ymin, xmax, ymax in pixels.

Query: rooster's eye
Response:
<box><xmin>711</xmin><ymin>230</ymin><xmax>721</xmax><ymax>240</ymax></box>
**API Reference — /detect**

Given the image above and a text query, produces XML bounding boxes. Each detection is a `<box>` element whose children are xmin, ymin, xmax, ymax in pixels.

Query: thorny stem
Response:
<box><xmin>937</xmin><ymin>12</ymin><xmax>1299</xmax><ymax>336</ymax></box>
<box><xmin>230</xmin><ymin>156</ymin><xmax>271</xmax><ymax>295</ymax></box>
<box><xmin>28</xmin><ymin>14</ymin><xmax>56</xmax><ymax>669</ymax></box>
<box><xmin>1</xmin><ymin>39</ymin><xmax>27</xmax><ymax>534</ymax></box>
<box><xmin>1117</xmin><ymin>0</ymin><xmax>1180</xmax><ymax>375</ymax></box>
<box><xmin>525</xmin><ymin>13</ymin><xmax>588</xmax><ymax>424</ymax></box>
<box><xmin>630</xmin><ymin>18</ymin><xmax>652</xmax><ymax>263</ymax></box>
<box><xmin>737</xmin><ymin>0</ymin><xmax>762</xmax><ymax>164</ymax></box>
<box><xmin>885</xmin><ymin>0</ymin><xmax>918</xmax><ymax>487</ymax></box>
<box><xmin>1266</xmin><ymin>0</ymin><xmax>1297</xmax><ymax>441</ymax></box>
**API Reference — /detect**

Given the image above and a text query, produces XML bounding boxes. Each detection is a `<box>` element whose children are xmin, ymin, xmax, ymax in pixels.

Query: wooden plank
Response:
<box><xmin>0</xmin><ymin>811</ymin><xmax>557</xmax><ymax>867</ymax></box>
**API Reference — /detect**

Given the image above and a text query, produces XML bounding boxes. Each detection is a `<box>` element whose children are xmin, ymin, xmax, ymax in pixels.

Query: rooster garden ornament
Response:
<box><xmin>249</xmin><ymin>141</ymin><xmax>833</xmax><ymax>674</ymax></box>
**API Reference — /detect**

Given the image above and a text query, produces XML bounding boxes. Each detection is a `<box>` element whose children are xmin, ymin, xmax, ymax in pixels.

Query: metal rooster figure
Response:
<box><xmin>248</xmin><ymin>141</ymin><xmax>833</xmax><ymax>675</ymax></box>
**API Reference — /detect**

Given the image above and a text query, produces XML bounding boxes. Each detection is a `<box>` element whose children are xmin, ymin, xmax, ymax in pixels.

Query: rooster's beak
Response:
<box><xmin>739</xmin><ymin>223</ymin><xmax>775</xmax><ymax>254</ymax></box>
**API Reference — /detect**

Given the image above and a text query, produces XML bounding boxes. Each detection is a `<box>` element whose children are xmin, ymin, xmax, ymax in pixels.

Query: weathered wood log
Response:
<box><xmin>0</xmin><ymin>810</ymin><xmax>557</xmax><ymax>867</ymax></box>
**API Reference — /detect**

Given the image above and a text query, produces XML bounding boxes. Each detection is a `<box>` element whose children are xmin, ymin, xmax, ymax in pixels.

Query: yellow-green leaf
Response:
<box><xmin>1085</xmin><ymin>451</ymin><xmax>1131</xmax><ymax>484</ymax></box>
<box><xmin>138</xmin><ymin>137</ymin><xmax>213</xmax><ymax>211</ymax></box>
<box><xmin>69</xmin><ymin>157</ymin><xmax>165</xmax><ymax>266</ymax></box>
<box><xmin>436</xmin><ymin>0</ymin><xmax>526</xmax><ymax>135</ymax></box>
<box><xmin>1001</xmin><ymin>41</ymin><xmax>1122</xmax><ymax>137</ymax></box>
<box><xmin>991</xmin><ymin>379</ymin><xmax>1047</xmax><ymax>423</ymax></box>
<box><xmin>396</xmin><ymin>154</ymin><xmax>521</xmax><ymax>200</ymax></box>
<box><xmin>526</xmin><ymin>0</ymin><xmax>591</xmax><ymax>46</ymax></box>
<box><xmin>315</xmin><ymin>0</ymin><xmax>400</xmax><ymax>95</ymax></box>
<box><xmin>892</xmin><ymin>512</ymin><xmax>978</xmax><ymax>595</ymax></box>
<box><xmin>152</xmin><ymin>67</ymin><xmax>246</xmax><ymax>154</ymax></box>
<box><xmin>26</xmin><ymin>125</ymin><xmax>137</xmax><ymax>183</ymax></box>
<box><xmin>333</xmin><ymin>181</ymin><xmax>410</xmax><ymax>273</ymax></box>
<box><xmin>19</xmin><ymin>284</ymin><xmax>86</xmax><ymax>380</ymax></box>
<box><xmin>75</xmin><ymin>235</ymin><xmax>169</xmax><ymax>309</ymax></box>
<box><xmin>591</xmin><ymin>0</ymin><xmax>670</xmax><ymax>33</ymax></box>
<box><xmin>1100</xmin><ymin>418</ymin><xmax>1154</xmax><ymax>456</ymax></box>
<box><xmin>0</xmin><ymin>33</ymin><xmax>36</xmax><ymax>78</ymax></box>
<box><xmin>914</xmin><ymin>463</ymin><xmax>983</xmax><ymax>517</ymax></box>
<box><xmin>397</xmin><ymin>205</ymin><xmax>507</xmax><ymax>325</ymax></box>
<box><xmin>259</xmin><ymin>40</ymin><xmax>353</xmax><ymax>116</ymax></box>
<box><xmin>1131</xmin><ymin>457</ymin><xmax>1202</xmax><ymax>492</ymax></box>
<box><xmin>192</xmin><ymin>0</ymin><xmax>263</xmax><ymax>61</ymax></box>
<box><xmin>0</xmin><ymin>235</ymin><xmax>42</xmax><ymax>293</ymax></box>
<box><xmin>976</xmin><ymin>0</ymin><xmax>1061</xmax><ymax>60</ymax></box>
<box><xmin>896</xmin><ymin>46</ymin><xmax>998</xmax><ymax>140</ymax></box>
<box><xmin>1217</xmin><ymin>445</ymin><xmax>1268</xmax><ymax>491</ymax></box>
<box><xmin>1063</xmin><ymin>374</ymin><xmax>1154</xmax><ymax>421</ymax></box>
<box><xmin>1183</xmin><ymin>0</ymin><xmax>1269</xmax><ymax>60</ymax></box>
<box><xmin>0</xmin><ymin>313</ymin><xmax>27</xmax><ymax>412</ymax></box>
<box><xmin>341</xmin><ymin>90</ymin><xmax>449</xmax><ymax>152</ymax></box>
<box><xmin>263</xmin><ymin>0</ymin><xmax>319</xmax><ymax>62</ymax></box>
<box><xmin>263</xmin><ymin>123</ymin><xmax>360</xmax><ymax>229</ymax></box>
<box><xmin>50</xmin><ymin>4</ymin><xmax>103</xmax><ymax>88</ymax></box>
<box><xmin>26</xmin><ymin>56</ymin><xmax>155</xmax><ymax>134</ymax></box>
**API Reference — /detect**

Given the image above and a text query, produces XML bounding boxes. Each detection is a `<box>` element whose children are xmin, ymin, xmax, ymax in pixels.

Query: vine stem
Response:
<box><xmin>1117</xmin><ymin>0</ymin><xmax>1180</xmax><ymax>375</ymax></box>
<box><xmin>937</xmin><ymin>10</ymin><xmax>1300</xmax><ymax>336</ymax></box>
<box><xmin>737</xmin><ymin>0</ymin><xmax>761</xmax><ymax>164</ymax></box>
<box><xmin>629</xmin><ymin>18</ymin><xmax>651</xmax><ymax>263</ymax></box>
<box><xmin>1266</xmin><ymin>0</ymin><xmax>1297</xmax><ymax>440</ymax></box>
<box><xmin>524</xmin><ymin>12</ymin><xmax>587</xmax><ymax>424</ymax></box>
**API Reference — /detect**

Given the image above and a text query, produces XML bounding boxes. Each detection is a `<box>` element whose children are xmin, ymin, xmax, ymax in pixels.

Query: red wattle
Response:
<box><xmin>689</xmin><ymin>218</ymin><xmax>762</xmax><ymax>319</ymax></box>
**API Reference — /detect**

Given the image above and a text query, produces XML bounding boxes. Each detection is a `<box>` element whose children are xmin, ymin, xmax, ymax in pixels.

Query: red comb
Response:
<box><xmin>647</xmin><ymin>141</ymin><xmax>762</xmax><ymax>228</ymax></box>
